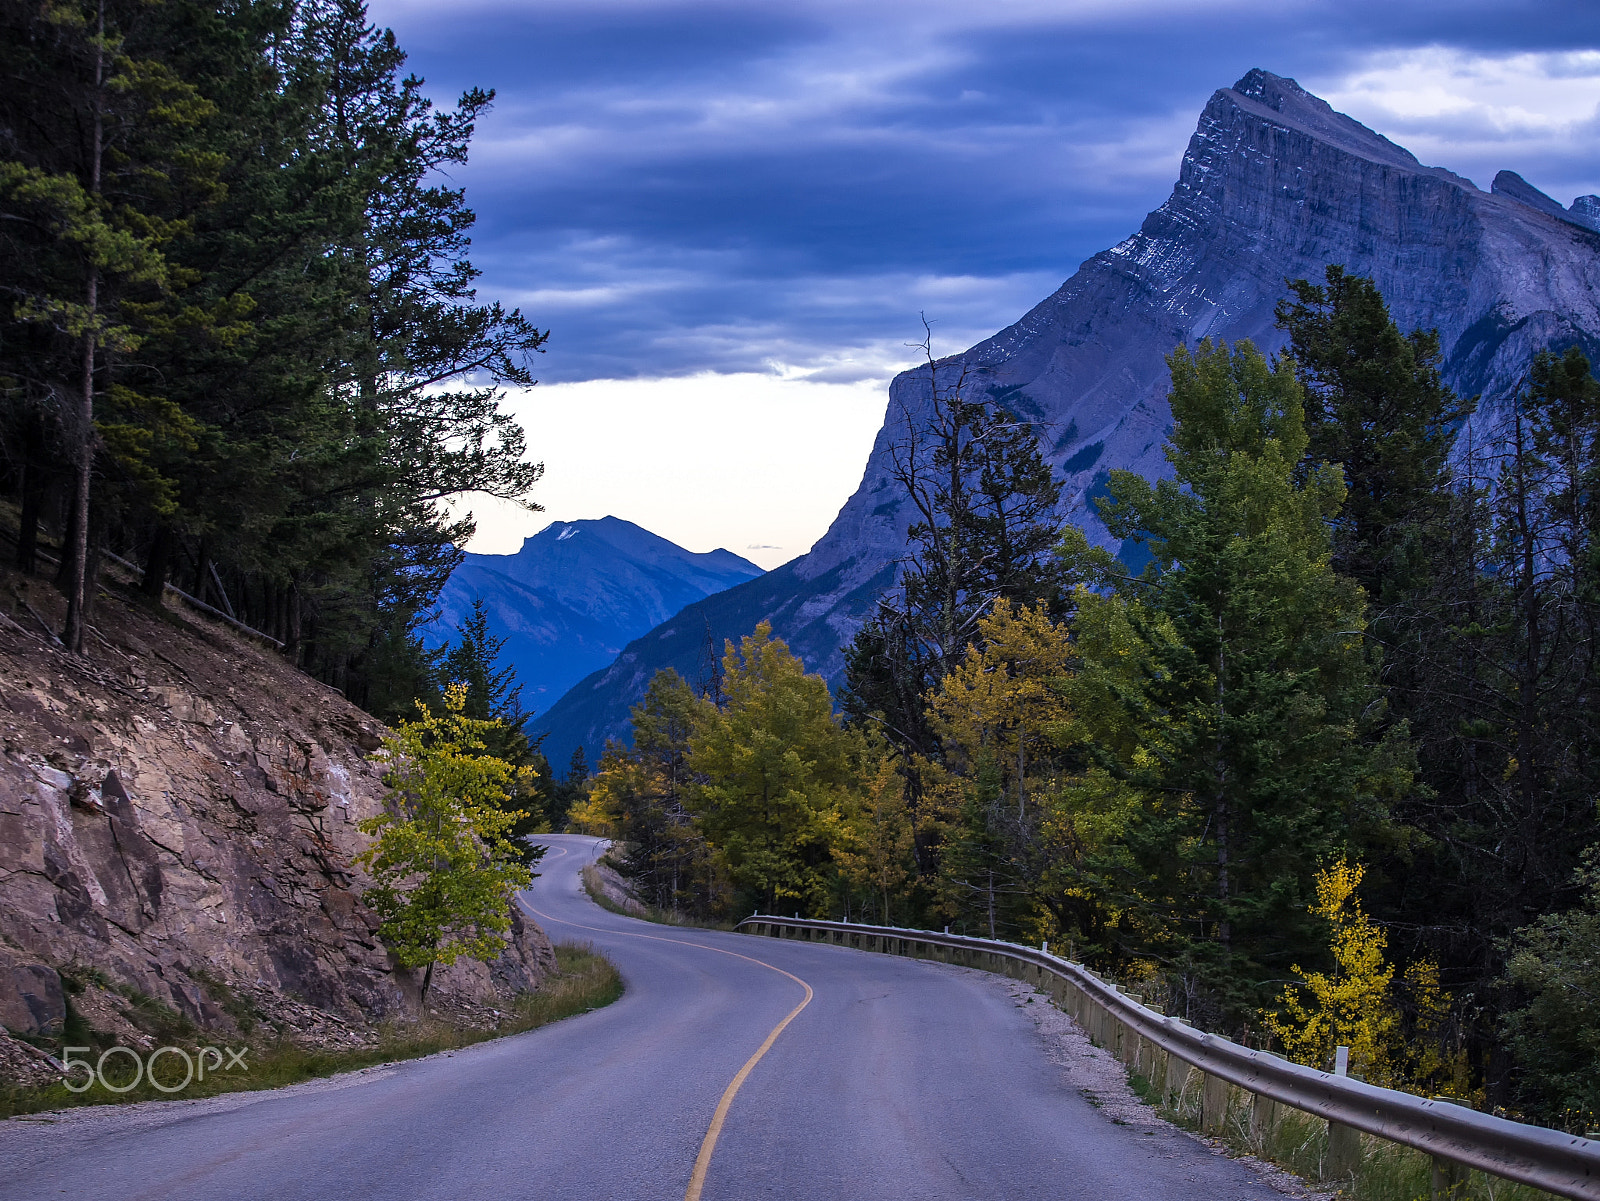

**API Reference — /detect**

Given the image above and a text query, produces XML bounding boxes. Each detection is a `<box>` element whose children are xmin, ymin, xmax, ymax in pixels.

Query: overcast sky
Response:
<box><xmin>367</xmin><ymin>0</ymin><xmax>1600</xmax><ymax>570</ymax></box>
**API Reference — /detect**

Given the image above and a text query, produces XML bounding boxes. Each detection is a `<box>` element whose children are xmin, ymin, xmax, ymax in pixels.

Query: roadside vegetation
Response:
<box><xmin>0</xmin><ymin>942</ymin><xmax>620</xmax><ymax>1120</ymax></box>
<box><xmin>580</xmin><ymin>862</ymin><xmax>732</xmax><ymax>931</ymax></box>
<box><xmin>1131</xmin><ymin>1060</ymin><xmax>1560</xmax><ymax>1201</ymax></box>
<box><xmin>576</xmin><ymin>282</ymin><xmax>1600</xmax><ymax>1128</ymax></box>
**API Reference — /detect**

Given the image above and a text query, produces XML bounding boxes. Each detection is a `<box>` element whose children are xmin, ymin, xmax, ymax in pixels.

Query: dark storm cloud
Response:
<box><xmin>368</xmin><ymin>0</ymin><xmax>1600</xmax><ymax>382</ymax></box>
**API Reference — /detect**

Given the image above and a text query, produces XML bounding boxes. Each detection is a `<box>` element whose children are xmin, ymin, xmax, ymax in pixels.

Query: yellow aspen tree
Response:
<box><xmin>834</xmin><ymin>756</ymin><xmax>916</xmax><ymax>924</ymax></box>
<box><xmin>928</xmin><ymin>598</ymin><xmax>1074</xmax><ymax>817</ymax></box>
<box><xmin>1262</xmin><ymin>860</ymin><xmax>1397</xmax><ymax>1081</ymax></box>
<box><xmin>692</xmin><ymin>622</ymin><xmax>864</xmax><ymax>914</ymax></box>
<box><xmin>570</xmin><ymin>745</ymin><xmax>639</xmax><ymax>837</ymax></box>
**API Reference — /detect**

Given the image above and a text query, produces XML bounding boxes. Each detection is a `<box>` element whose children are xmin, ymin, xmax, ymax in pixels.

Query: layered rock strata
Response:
<box><xmin>0</xmin><ymin>563</ymin><xmax>553</xmax><ymax>1082</ymax></box>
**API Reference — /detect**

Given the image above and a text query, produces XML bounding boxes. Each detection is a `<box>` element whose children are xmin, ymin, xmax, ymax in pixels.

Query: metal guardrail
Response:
<box><xmin>736</xmin><ymin>916</ymin><xmax>1600</xmax><ymax>1201</ymax></box>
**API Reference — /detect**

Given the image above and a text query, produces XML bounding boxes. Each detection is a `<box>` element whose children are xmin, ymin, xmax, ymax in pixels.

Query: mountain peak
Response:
<box><xmin>521</xmin><ymin>516</ymin><xmax>757</xmax><ymax>572</ymax></box>
<box><xmin>1219</xmin><ymin>68</ymin><xmax>1422</xmax><ymax>174</ymax></box>
<box><xmin>1572</xmin><ymin>195</ymin><xmax>1600</xmax><ymax>232</ymax></box>
<box><xmin>1231</xmin><ymin>67</ymin><xmax>1309</xmax><ymax>109</ymax></box>
<box><xmin>1492</xmin><ymin>170</ymin><xmax>1570</xmax><ymax>220</ymax></box>
<box><xmin>424</xmin><ymin>518</ymin><xmax>763</xmax><ymax>711</ymax></box>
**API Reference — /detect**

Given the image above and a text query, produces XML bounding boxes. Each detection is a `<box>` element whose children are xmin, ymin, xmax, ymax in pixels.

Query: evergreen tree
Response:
<box><xmin>1503</xmin><ymin>848</ymin><xmax>1600</xmax><ymax>1122</ymax></box>
<box><xmin>1093</xmin><ymin>338</ymin><xmax>1411</xmax><ymax>1014</ymax></box>
<box><xmin>1276</xmin><ymin>266</ymin><xmax>1470</xmax><ymax>602</ymax></box>
<box><xmin>0</xmin><ymin>0</ymin><xmax>229</xmax><ymax>650</ymax></box>
<box><xmin>446</xmin><ymin>597</ymin><xmax>523</xmax><ymax>728</ymax></box>
<box><xmin>840</xmin><ymin>334</ymin><xmax>1063</xmax><ymax>910</ymax></box>
<box><xmin>1398</xmin><ymin>348</ymin><xmax>1600</xmax><ymax>1010</ymax></box>
<box><xmin>442</xmin><ymin>595</ymin><xmax>545</xmax><ymax>858</ymax></box>
<box><xmin>0</xmin><ymin>0</ymin><xmax>547</xmax><ymax>724</ymax></box>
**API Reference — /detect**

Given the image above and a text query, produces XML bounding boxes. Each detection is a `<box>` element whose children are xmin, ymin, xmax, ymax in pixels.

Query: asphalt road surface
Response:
<box><xmin>0</xmin><ymin>833</ymin><xmax>1287</xmax><ymax>1200</ymax></box>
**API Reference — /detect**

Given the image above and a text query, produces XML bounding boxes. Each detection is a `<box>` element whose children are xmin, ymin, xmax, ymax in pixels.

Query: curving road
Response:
<box><xmin>0</xmin><ymin>834</ymin><xmax>1285</xmax><ymax>1200</ymax></box>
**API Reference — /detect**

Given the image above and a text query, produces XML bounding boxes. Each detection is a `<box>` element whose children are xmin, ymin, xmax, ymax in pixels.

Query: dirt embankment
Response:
<box><xmin>0</xmin><ymin>559</ymin><xmax>554</xmax><ymax>1085</ymax></box>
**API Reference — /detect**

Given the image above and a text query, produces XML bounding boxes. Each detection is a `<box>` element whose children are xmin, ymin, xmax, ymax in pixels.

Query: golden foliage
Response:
<box><xmin>833</xmin><ymin>756</ymin><xmax>916</xmax><ymax>924</ymax></box>
<box><xmin>929</xmin><ymin>598</ymin><xmax>1074</xmax><ymax>810</ymax></box>
<box><xmin>1263</xmin><ymin>860</ymin><xmax>1470</xmax><ymax>1095</ymax></box>
<box><xmin>1263</xmin><ymin>860</ymin><xmax>1396</xmax><ymax>1079</ymax></box>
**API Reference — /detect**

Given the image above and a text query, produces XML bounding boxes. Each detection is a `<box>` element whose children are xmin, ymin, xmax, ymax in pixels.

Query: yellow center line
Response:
<box><xmin>518</xmin><ymin>866</ymin><xmax>813</xmax><ymax>1201</ymax></box>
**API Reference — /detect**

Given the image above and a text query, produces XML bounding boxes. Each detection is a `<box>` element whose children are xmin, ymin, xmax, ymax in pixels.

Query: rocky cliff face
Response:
<box><xmin>0</xmin><ymin>561</ymin><xmax>554</xmax><ymax>1083</ymax></box>
<box><xmin>531</xmin><ymin>68</ymin><xmax>1600</xmax><ymax>764</ymax></box>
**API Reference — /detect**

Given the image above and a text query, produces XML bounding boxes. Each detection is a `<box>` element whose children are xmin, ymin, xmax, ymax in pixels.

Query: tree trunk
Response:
<box><xmin>986</xmin><ymin>867</ymin><xmax>996</xmax><ymax>939</ymax></box>
<box><xmin>1215</xmin><ymin>614</ymin><xmax>1231</xmax><ymax>948</ymax></box>
<box><xmin>61</xmin><ymin>284</ymin><xmax>97</xmax><ymax>654</ymax></box>
<box><xmin>141</xmin><ymin>524</ymin><xmax>175</xmax><ymax>600</ymax></box>
<box><xmin>285</xmin><ymin>576</ymin><xmax>303</xmax><ymax>664</ymax></box>
<box><xmin>61</xmin><ymin>0</ymin><xmax>106</xmax><ymax>656</ymax></box>
<box><xmin>15</xmin><ymin>416</ymin><xmax>44</xmax><ymax>573</ymax></box>
<box><xmin>1017</xmin><ymin>731</ymin><xmax>1026</xmax><ymax>820</ymax></box>
<box><xmin>1511</xmin><ymin>412</ymin><xmax>1542</xmax><ymax>869</ymax></box>
<box><xmin>191</xmin><ymin>539</ymin><xmax>209</xmax><ymax>597</ymax></box>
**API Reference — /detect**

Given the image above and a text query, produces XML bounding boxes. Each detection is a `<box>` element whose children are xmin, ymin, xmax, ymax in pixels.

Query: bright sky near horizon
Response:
<box><xmin>371</xmin><ymin>0</ymin><xmax>1600</xmax><ymax>571</ymax></box>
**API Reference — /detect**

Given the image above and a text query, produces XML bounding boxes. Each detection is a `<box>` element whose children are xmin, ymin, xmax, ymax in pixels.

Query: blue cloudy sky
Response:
<box><xmin>368</xmin><ymin>0</ymin><xmax>1600</xmax><ymax>568</ymax></box>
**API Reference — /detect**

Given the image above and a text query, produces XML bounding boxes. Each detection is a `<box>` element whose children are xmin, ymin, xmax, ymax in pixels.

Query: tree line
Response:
<box><xmin>0</xmin><ymin>0</ymin><xmax>541</xmax><ymax>717</ymax></box>
<box><xmin>584</xmin><ymin>271</ymin><xmax>1600</xmax><ymax>1124</ymax></box>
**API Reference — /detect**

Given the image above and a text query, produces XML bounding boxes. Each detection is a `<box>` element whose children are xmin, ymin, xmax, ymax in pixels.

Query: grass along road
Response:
<box><xmin>0</xmin><ymin>942</ymin><xmax>622</xmax><ymax>1120</ymax></box>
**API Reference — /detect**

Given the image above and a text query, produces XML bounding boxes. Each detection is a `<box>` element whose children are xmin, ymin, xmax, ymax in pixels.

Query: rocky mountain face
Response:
<box><xmin>0</xmin><ymin>564</ymin><xmax>554</xmax><ymax>1086</ymax></box>
<box><xmin>531</xmin><ymin>68</ymin><xmax>1600</xmax><ymax>767</ymax></box>
<box><xmin>424</xmin><ymin>517</ymin><xmax>762</xmax><ymax>711</ymax></box>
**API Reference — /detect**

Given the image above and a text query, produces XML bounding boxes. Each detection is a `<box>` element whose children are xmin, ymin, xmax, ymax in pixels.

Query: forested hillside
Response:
<box><xmin>0</xmin><ymin>0</ymin><xmax>542</xmax><ymax>718</ymax></box>
<box><xmin>582</xmin><ymin>276</ymin><xmax>1600</xmax><ymax>1127</ymax></box>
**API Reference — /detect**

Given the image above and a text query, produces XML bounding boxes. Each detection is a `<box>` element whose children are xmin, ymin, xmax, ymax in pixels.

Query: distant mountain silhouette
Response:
<box><xmin>423</xmin><ymin>517</ymin><xmax>762</xmax><ymax>715</ymax></box>
<box><xmin>533</xmin><ymin>69</ymin><xmax>1600</xmax><ymax>768</ymax></box>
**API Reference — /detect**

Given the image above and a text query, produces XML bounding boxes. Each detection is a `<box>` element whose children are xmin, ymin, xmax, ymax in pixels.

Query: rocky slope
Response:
<box><xmin>0</xmin><ymin>557</ymin><xmax>555</xmax><ymax>1085</ymax></box>
<box><xmin>424</xmin><ymin>517</ymin><xmax>762</xmax><ymax>710</ymax></box>
<box><xmin>533</xmin><ymin>68</ymin><xmax>1600</xmax><ymax>765</ymax></box>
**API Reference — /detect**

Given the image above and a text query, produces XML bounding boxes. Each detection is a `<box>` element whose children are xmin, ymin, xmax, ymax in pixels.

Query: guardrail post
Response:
<box><xmin>1431</xmin><ymin>1156</ymin><xmax>1466</xmax><ymax>1200</ymax></box>
<box><xmin>1146</xmin><ymin>1043</ymin><xmax>1167</xmax><ymax>1092</ymax></box>
<box><xmin>1326</xmin><ymin>1121</ymin><xmax>1361</xmax><ymax>1185</ymax></box>
<box><xmin>1325</xmin><ymin>1047</ymin><xmax>1362</xmax><ymax>1184</ymax></box>
<box><xmin>1164</xmin><ymin>1047</ymin><xmax>1189</xmax><ymax>1108</ymax></box>
<box><xmin>1249</xmin><ymin>1087</ymin><xmax>1277</xmax><ymax>1149</ymax></box>
<box><xmin>1201</xmin><ymin>1072</ymin><xmax>1228</xmax><ymax>1136</ymax></box>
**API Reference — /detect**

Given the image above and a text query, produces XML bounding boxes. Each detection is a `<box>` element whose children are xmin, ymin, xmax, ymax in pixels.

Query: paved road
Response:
<box><xmin>0</xmin><ymin>834</ymin><xmax>1285</xmax><ymax>1199</ymax></box>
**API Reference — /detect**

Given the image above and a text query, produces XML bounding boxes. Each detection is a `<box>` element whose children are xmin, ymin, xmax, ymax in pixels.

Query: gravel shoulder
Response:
<box><xmin>981</xmin><ymin>969</ymin><xmax>1337</xmax><ymax>1201</ymax></box>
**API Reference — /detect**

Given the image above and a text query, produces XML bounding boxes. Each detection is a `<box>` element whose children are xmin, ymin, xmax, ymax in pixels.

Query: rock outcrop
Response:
<box><xmin>0</xmin><ymin>560</ymin><xmax>554</xmax><ymax>1081</ymax></box>
<box><xmin>531</xmin><ymin>68</ymin><xmax>1600</xmax><ymax>763</ymax></box>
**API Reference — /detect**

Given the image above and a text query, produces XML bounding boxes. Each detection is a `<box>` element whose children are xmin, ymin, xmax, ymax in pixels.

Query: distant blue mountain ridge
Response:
<box><xmin>421</xmin><ymin>517</ymin><xmax>764</xmax><ymax>717</ymax></box>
